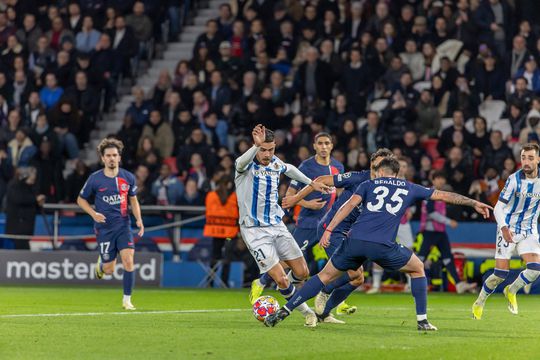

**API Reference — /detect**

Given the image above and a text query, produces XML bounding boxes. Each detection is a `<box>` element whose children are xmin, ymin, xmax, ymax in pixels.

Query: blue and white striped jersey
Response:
<box><xmin>235</xmin><ymin>156</ymin><xmax>288</xmax><ymax>227</ymax></box>
<box><xmin>498</xmin><ymin>170</ymin><xmax>540</xmax><ymax>235</ymax></box>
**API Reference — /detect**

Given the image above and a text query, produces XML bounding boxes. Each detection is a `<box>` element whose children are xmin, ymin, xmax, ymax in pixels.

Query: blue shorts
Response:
<box><xmin>316</xmin><ymin>223</ymin><xmax>347</xmax><ymax>258</ymax></box>
<box><xmin>331</xmin><ymin>238</ymin><xmax>413</xmax><ymax>272</ymax></box>
<box><xmin>95</xmin><ymin>227</ymin><xmax>134</xmax><ymax>263</ymax></box>
<box><xmin>293</xmin><ymin>227</ymin><xmax>319</xmax><ymax>252</ymax></box>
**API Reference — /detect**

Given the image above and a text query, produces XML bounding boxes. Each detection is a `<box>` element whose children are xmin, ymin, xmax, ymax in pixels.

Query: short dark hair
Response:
<box><xmin>264</xmin><ymin>129</ymin><xmax>275</xmax><ymax>142</ymax></box>
<box><xmin>432</xmin><ymin>170</ymin><xmax>446</xmax><ymax>180</ymax></box>
<box><xmin>370</xmin><ymin>148</ymin><xmax>393</xmax><ymax>163</ymax></box>
<box><xmin>373</xmin><ymin>157</ymin><xmax>400</xmax><ymax>175</ymax></box>
<box><xmin>314</xmin><ymin>132</ymin><xmax>332</xmax><ymax>142</ymax></box>
<box><xmin>522</xmin><ymin>143</ymin><xmax>540</xmax><ymax>155</ymax></box>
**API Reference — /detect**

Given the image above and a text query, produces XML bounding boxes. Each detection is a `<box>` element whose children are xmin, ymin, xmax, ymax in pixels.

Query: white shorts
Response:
<box><xmin>396</xmin><ymin>223</ymin><xmax>414</xmax><ymax>249</ymax></box>
<box><xmin>240</xmin><ymin>222</ymin><xmax>304</xmax><ymax>273</ymax></box>
<box><xmin>495</xmin><ymin>229</ymin><xmax>540</xmax><ymax>260</ymax></box>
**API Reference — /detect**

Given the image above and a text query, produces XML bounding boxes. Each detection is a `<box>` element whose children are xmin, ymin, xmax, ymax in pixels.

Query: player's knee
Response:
<box><xmin>103</xmin><ymin>262</ymin><xmax>115</xmax><ymax>274</ymax></box>
<box><xmin>274</xmin><ymin>274</ymin><xmax>289</xmax><ymax>289</ymax></box>
<box><xmin>347</xmin><ymin>269</ymin><xmax>364</xmax><ymax>286</ymax></box>
<box><xmin>291</xmin><ymin>265</ymin><xmax>309</xmax><ymax>281</ymax></box>
<box><xmin>121</xmin><ymin>257</ymin><xmax>134</xmax><ymax>271</ymax></box>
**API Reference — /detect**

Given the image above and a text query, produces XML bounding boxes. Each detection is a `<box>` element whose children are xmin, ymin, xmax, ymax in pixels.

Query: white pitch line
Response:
<box><xmin>0</xmin><ymin>308</ymin><xmax>247</xmax><ymax>319</ymax></box>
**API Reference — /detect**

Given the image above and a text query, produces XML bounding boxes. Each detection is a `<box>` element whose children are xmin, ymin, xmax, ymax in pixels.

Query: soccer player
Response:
<box><xmin>249</xmin><ymin>132</ymin><xmax>343</xmax><ymax>302</ymax></box>
<box><xmin>473</xmin><ymin>143</ymin><xmax>540</xmax><ymax>319</ymax></box>
<box><xmin>77</xmin><ymin>138</ymin><xmax>144</xmax><ymax>310</ymax></box>
<box><xmin>368</xmin><ymin>157</ymin><xmax>414</xmax><ymax>294</ymax></box>
<box><xmin>265</xmin><ymin>157</ymin><xmax>492</xmax><ymax>330</ymax></box>
<box><xmin>418</xmin><ymin>171</ymin><xmax>477</xmax><ymax>294</ymax></box>
<box><xmin>282</xmin><ymin>148</ymin><xmax>393</xmax><ymax>323</ymax></box>
<box><xmin>235</xmin><ymin>124</ymin><xmax>330</xmax><ymax>327</ymax></box>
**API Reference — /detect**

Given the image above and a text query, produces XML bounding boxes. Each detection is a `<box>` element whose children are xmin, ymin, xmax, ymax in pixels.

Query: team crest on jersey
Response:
<box><xmin>273</xmin><ymin>163</ymin><xmax>280</xmax><ymax>170</ymax></box>
<box><xmin>121</xmin><ymin>184</ymin><xmax>128</xmax><ymax>191</ymax></box>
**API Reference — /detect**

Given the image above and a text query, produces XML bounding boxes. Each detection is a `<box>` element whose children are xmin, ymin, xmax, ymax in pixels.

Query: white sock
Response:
<box><xmin>123</xmin><ymin>295</ymin><xmax>131</xmax><ymax>303</ymax></box>
<box><xmin>406</xmin><ymin>274</ymin><xmax>411</xmax><ymax>288</ymax></box>
<box><xmin>509</xmin><ymin>268</ymin><xmax>540</xmax><ymax>294</ymax></box>
<box><xmin>476</xmin><ymin>273</ymin><xmax>504</xmax><ymax>305</ymax></box>
<box><xmin>372</xmin><ymin>268</ymin><xmax>383</xmax><ymax>289</ymax></box>
<box><xmin>416</xmin><ymin>314</ymin><xmax>427</xmax><ymax>321</ymax></box>
<box><xmin>296</xmin><ymin>302</ymin><xmax>315</xmax><ymax>317</ymax></box>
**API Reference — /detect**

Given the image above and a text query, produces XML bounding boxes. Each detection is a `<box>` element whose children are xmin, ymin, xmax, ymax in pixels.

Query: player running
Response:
<box><xmin>235</xmin><ymin>124</ymin><xmax>330</xmax><ymax>327</ymax></box>
<box><xmin>281</xmin><ymin>148</ymin><xmax>393</xmax><ymax>323</ymax></box>
<box><xmin>473</xmin><ymin>143</ymin><xmax>540</xmax><ymax>319</ymax></box>
<box><xmin>249</xmin><ymin>132</ymin><xmax>343</xmax><ymax>303</ymax></box>
<box><xmin>265</xmin><ymin>157</ymin><xmax>492</xmax><ymax>330</ymax></box>
<box><xmin>77</xmin><ymin>138</ymin><xmax>144</xmax><ymax>310</ymax></box>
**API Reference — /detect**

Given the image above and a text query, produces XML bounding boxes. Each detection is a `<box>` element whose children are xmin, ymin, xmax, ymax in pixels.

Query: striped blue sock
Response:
<box><xmin>259</xmin><ymin>272</ymin><xmax>272</xmax><ymax>286</ymax></box>
<box><xmin>321</xmin><ymin>283</ymin><xmax>357</xmax><ymax>317</ymax></box>
<box><xmin>285</xmin><ymin>275</ymin><xmax>324</xmax><ymax>312</ymax></box>
<box><xmin>279</xmin><ymin>283</ymin><xmax>295</xmax><ymax>299</ymax></box>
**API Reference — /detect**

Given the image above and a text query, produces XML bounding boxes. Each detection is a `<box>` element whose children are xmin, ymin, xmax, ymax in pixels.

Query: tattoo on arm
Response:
<box><xmin>432</xmin><ymin>190</ymin><xmax>476</xmax><ymax>207</ymax></box>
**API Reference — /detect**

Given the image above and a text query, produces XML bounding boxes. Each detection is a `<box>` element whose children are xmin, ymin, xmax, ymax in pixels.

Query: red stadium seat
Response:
<box><xmin>421</xmin><ymin>138</ymin><xmax>440</xmax><ymax>160</ymax></box>
<box><xmin>163</xmin><ymin>157</ymin><xmax>179</xmax><ymax>175</ymax></box>
<box><xmin>433</xmin><ymin>158</ymin><xmax>446</xmax><ymax>170</ymax></box>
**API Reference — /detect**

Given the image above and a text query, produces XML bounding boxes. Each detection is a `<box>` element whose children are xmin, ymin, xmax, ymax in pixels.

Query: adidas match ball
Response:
<box><xmin>252</xmin><ymin>295</ymin><xmax>280</xmax><ymax>322</ymax></box>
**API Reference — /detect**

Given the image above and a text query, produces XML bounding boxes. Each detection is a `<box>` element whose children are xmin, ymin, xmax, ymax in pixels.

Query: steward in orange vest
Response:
<box><xmin>204</xmin><ymin>178</ymin><xmax>239</xmax><ymax>239</ymax></box>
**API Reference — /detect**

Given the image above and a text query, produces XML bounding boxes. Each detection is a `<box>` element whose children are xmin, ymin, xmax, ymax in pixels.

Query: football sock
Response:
<box><xmin>123</xmin><ymin>295</ymin><xmax>131</xmax><ymax>303</ymax></box>
<box><xmin>279</xmin><ymin>283</ymin><xmax>312</xmax><ymax>316</ymax></box>
<box><xmin>476</xmin><ymin>268</ymin><xmax>508</xmax><ymax>305</ymax></box>
<box><xmin>411</xmin><ymin>276</ymin><xmax>428</xmax><ymax>320</ymax></box>
<box><xmin>100</xmin><ymin>262</ymin><xmax>104</xmax><ymax>273</ymax></box>
<box><xmin>123</xmin><ymin>270</ymin><xmax>134</xmax><ymax>296</ymax></box>
<box><xmin>321</xmin><ymin>283</ymin><xmax>357</xmax><ymax>317</ymax></box>
<box><xmin>321</xmin><ymin>272</ymin><xmax>351</xmax><ymax>294</ymax></box>
<box><xmin>406</xmin><ymin>273</ymin><xmax>411</xmax><ymax>289</ymax></box>
<box><xmin>509</xmin><ymin>263</ymin><xmax>540</xmax><ymax>294</ymax></box>
<box><xmin>372</xmin><ymin>267</ymin><xmax>383</xmax><ymax>289</ymax></box>
<box><xmin>443</xmin><ymin>258</ymin><xmax>461</xmax><ymax>284</ymax></box>
<box><xmin>259</xmin><ymin>272</ymin><xmax>272</xmax><ymax>287</ymax></box>
<box><xmin>284</xmin><ymin>275</ymin><xmax>324</xmax><ymax>313</ymax></box>
<box><xmin>287</xmin><ymin>270</ymin><xmax>304</xmax><ymax>284</ymax></box>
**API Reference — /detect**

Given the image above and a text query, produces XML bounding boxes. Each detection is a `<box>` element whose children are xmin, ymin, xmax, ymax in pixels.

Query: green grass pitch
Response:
<box><xmin>1</xmin><ymin>286</ymin><xmax>539</xmax><ymax>359</ymax></box>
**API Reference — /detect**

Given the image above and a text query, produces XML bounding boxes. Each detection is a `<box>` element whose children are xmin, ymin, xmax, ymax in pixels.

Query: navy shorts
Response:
<box><xmin>331</xmin><ymin>238</ymin><xmax>413</xmax><ymax>272</ymax></box>
<box><xmin>95</xmin><ymin>227</ymin><xmax>134</xmax><ymax>263</ymax></box>
<box><xmin>293</xmin><ymin>227</ymin><xmax>319</xmax><ymax>252</ymax></box>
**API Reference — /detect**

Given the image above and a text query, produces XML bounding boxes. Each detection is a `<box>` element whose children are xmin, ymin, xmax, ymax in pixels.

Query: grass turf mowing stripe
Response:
<box><xmin>0</xmin><ymin>308</ymin><xmax>247</xmax><ymax>318</ymax></box>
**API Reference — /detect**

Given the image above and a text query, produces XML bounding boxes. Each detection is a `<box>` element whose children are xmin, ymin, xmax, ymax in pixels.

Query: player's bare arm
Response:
<box><xmin>129</xmin><ymin>196</ymin><xmax>144</xmax><ymax>237</ymax></box>
<box><xmin>77</xmin><ymin>196</ymin><xmax>106</xmax><ymax>223</ymax></box>
<box><xmin>431</xmin><ymin>190</ymin><xmax>493</xmax><ymax>219</ymax></box>
<box><xmin>283</xmin><ymin>175</ymin><xmax>335</xmax><ymax>209</ymax></box>
<box><xmin>319</xmin><ymin>194</ymin><xmax>362</xmax><ymax>248</ymax></box>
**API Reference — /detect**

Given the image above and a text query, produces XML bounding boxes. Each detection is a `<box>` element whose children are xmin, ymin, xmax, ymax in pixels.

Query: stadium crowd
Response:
<box><xmin>2</xmin><ymin>0</ymin><xmax>540</xmax><ymax>266</ymax></box>
<box><xmin>115</xmin><ymin>0</ymin><xmax>540</xmax><ymax>225</ymax></box>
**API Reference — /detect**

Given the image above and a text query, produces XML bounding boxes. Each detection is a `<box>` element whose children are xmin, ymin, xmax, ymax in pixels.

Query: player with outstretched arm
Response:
<box><xmin>77</xmin><ymin>138</ymin><xmax>144</xmax><ymax>310</ymax></box>
<box><xmin>265</xmin><ymin>157</ymin><xmax>492</xmax><ymax>331</ymax></box>
<box><xmin>235</xmin><ymin>124</ymin><xmax>330</xmax><ymax>327</ymax></box>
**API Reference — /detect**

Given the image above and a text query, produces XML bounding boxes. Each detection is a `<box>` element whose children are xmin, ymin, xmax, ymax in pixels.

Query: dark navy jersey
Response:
<box><xmin>319</xmin><ymin>171</ymin><xmax>371</xmax><ymax>235</ymax></box>
<box><xmin>79</xmin><ymin>168</ymin><xmax>137</xmax><ymax>231</ymax></box>
<box><xmin>290</xmin><ymin>156</ymin><xmax>344</xmax><ymax>229</ymax></box>
<box><xmin>350</xmin><ymin>177</ymin><xmax>434</xmax><ymax>246</ymax></box>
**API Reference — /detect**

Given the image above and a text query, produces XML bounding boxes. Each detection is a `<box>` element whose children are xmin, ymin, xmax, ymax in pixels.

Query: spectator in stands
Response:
<box><xmin>5</xmin><ymin>167</ymin><xmax>45</xmax><ymax>250</ymax></box>
<box><xmin>438</xmin><ymin>110</ymin><xmax>471</xmax><ymax>156</ymax></box>
<box><xmin>476</xmin><ymin>54</ymin><xmax>506</xmax><ymax>101</ymax></box>
<box><xmin>507</xmin><ymin>76</ymin><xmax>534</xmax><ymax>112</ymax></box>
<box><xmin>201</xmin><ymin>111</ymin><xmax>228</xmax><ymax>149</ymax></box>
<box><xmin>172</xmin><ymin>108</ymin><xmax>197</xmax><ymax>150</ymax></box>
<box><xmin>0</xmin><ymin>109</ymin><xmax>22</xmax><ymax>144</ymax></box>
<box><xmin>46</xmin><ymin>16</ymin><xmax>74</xmax><ymax>51</ymax></box>
<box><xmin>360</xmin><ymin>111</ymin><xmax>387</xmax><ymax>155</ymax></box>
<box><xmin>295</xmin><ymin>46</ymin><xmax>334</xmax><ymax>107</ymax></box>
<box><xmin>92</xmin><ymin>34</ymin><xmax>115</xmax><ymax>111</ymax></box>
<box><xmin>116</xmin><ymin>115</ymin><xmax>140</xmax><ymax>170</ymax></box>
<box><xmin>505</xmin><ymin>35</ymin><xmax>530</xmax><ymax>78</ymax></box>
<box><xmin>447</xmin><ymin>75</ymin><xmax>479</xmax><ymax>119</ymax></box>
<box><xmin>194</xmin><ymin>19</ymin><xmax>222</xmax><ymax>60</ymax></box>
<box><xmin>508</xmin><ymin>103</ymin><xmax>526</xmax><ymax>139</ymax></box>
<box><xmin>401</xmin><ymin>130</ymin><xmax>425</xmax><ymax>170</ymax></box>
<box><xmin>30</xmin><ymin>112</ymin><xmax>59</xmax><ymax>157</ymax></box>
<box><xmin>216</xmin><ymin>3</ymin><xmax>234</xmax><ymax>41</ymax></box>
<box><xmin>134</xmin><ymin>164</ymin><xmax>155</xmax><ymax>205</ymax></box>
<box><xmin>207</xmin><ymin>70</ymin><xmax>231</xmax><ymax>114</ymax></box>
<box><xmin>516</xmin><ymin>57</ymin><xmax>540</xmax><ymax>95</ymax></box>
<box><xmin>16</xmin><ymin>13</ymin><xmax>42</xmax><ymax>53</ymax></box>
<box><xmin>66</xmin><ymin>2</ymin><xmax>83</xmax><ymax>34</ymax></box>
<box><xmin>400</xmin><ymin>39</ymin><xmax>424</xmax><ymax>82</ymax></box>
<box><xmin>470</xmin><ymin>116</ymin><xmax>491</xmax><ymax>160</ymax></box>
<box><xmin>416</xmin><ymin>89</ymin><xmax>441</xmax><ymax>139</ymax></box>
<box><xmin>139</xmin><ymin>110</ymin><xmax>174</xmax><ymax>158</ymax></box>
<box><xmin>188</xmin><ymin>152</ymin><xmax>209</xmax><ymax>193</ymax></box>
<box><xmin>341</xmin><ymin>48</ymin><xmax>370</xmax><ymax>117</ymax></box>
<box><xmin>75</xmin><ymin>16</ymin><xmax>101</xmax><ymax>54</ymax></box>
<box><xmin>39</xmin><ymin>73</ymin><xmax>64</xmax><ymax>110</ymax></box>
<box><xmin>126</xmin><ymin>1</ymin><xmax>153</xmax><ymax>43</ymax></box>
<box><xmin>481</xmin><ymin>130</ymin><xmax>513</xmax><ymax>174</ymax></box>
<box><xmin>28</xmin><ymin>35</ymin><xmax>55</xmax><ymax>76</ymax></box>
<box><xmin>0</xmin><ymin>11</ymin><xmax>15</xmax><ymax>47</ymax></box>
<box><xmin>31</xmin><ymin>137</ymin><xmax>64</xmax><ymax>202</ymax></box>
<box><xmin>109</xmin><ymin>15</ymin><xmax>138</xmax><ymax>79</ymax></box>
<box><xmin>474</xmin><ymin>0</ymin><xmax>512</xmax><ymax>58</ymax></box>
<box><xmin>126</xmin><ymin>86</ymin><xmax>153</xmax><ymax>128</ymax></box>
<box><xmin>150</xmin><ymin>70</ymin><xmax>172</xmax><ymax>109</ymax></box>
<box><xmin>519</xmin><ymin>109</ymin><xmax>540</xmax><ymax>145</ymax></box>
<box><xmin>64</xmin><ymin>159</ymin><xmax>89</xmax><ymax>203</ymax></box>
<box><xmin>12</xmin><ymin>70</ymin><xmax>34</xmax><ymax>109</ymax></box>
<box><xmin>177</xmin><ymin>178</ymin><xmax>204</xmax><ymax>207</ymax></box>
<box><xmin>7</xmin><ymin>128</ymin><xmax>37</xmax><ymax>168</ymax></box>
<box><xmin>444</xmin><ymin>146</ymin><xmax>473</xmax><ymax>195</ymax></box>
<box><xmin>48</xmin><ymin>99</ymin><xmax>80</xmax><ymax>160</ymax></box>
<box><xmin>152</xmin><ymin>162</ymin><xmax>185</xmax><ymax>206</ymax></box>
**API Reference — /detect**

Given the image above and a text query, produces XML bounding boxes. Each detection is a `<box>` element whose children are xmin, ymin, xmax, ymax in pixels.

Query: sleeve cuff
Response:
<box><xmin>498</xmin><ymin>197</ymin><xmax>510</xmax><ymax>204</ymax></box>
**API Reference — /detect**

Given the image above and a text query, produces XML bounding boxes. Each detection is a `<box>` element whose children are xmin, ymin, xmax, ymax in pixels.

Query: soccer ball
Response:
<box><xmin>252</xmin><ymin>295</ymin><xmax>280</xmax><ymax>322</ymax></box>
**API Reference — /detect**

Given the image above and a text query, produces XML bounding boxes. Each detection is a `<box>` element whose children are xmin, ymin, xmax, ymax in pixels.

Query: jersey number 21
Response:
<box><xmin>366</xmin><ymin>186</ymin><xmax>409</xmax><ymax>215</ymax></box>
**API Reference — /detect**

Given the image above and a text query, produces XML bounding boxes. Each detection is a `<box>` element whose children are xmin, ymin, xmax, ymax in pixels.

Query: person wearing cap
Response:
<box><xmin>519</xmin><ymin>109</ymin><xmax>540</xmax><ymax>146</ymax></box>
<box><xmin>5</xmin><ymin>166</ymin><xmax>45</xmax><ymax>250</ymax></box>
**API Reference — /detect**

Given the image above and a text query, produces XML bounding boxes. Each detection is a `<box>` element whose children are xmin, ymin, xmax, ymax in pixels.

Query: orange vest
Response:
<box><xmin>203</xmin><ymin>191</ymin><xmax>239</xmax><ymax>238</ymax></box>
